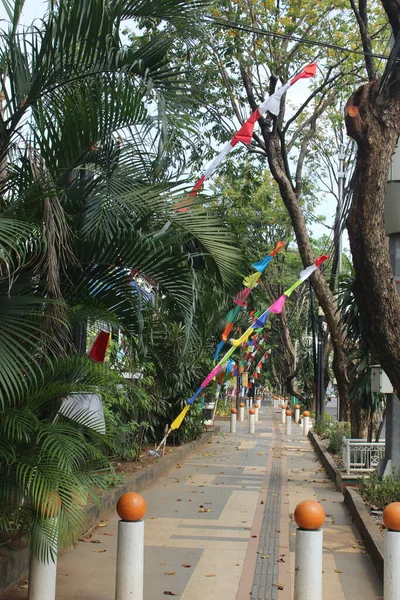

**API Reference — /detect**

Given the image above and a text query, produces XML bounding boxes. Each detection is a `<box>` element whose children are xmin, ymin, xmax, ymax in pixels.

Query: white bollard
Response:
<box><xmin>303</xmin><ymin>412</ymin><xmax>310</xmax><ymax>436</ymax></box>
<box><xmin>254</xmin><ymin>403</ymin><xmax>259</xmax><ymax>422</ymax></box>
<box><xmin>28</xmin><ymin>506</ymin><xmax>59</xmax><ymax>600</ymax></box>
<box><xmin>294</xmin><ymin>500</ymin><xmax>325</xmax><ymax>600</ymax></box>
<box><xmin>115</xmin><ymin>492</ymin><xmax>147</xmax><ymax>600</ymax></box>
<box><xmin>239</xmin><ymin>403</ymin><xmax>245</xmax><ymax>422</ymax></box>
<box><xmin>383</xmin><ymin>503</ymin><xmax>400</xmax><ymax>600</ymax></box>
<box><xmin>285</xmin><ymin>410</ymin><xmax>292</xmax><ymax>435</ymax></box>
<box><xmin>281</xmin><ymin>405</ymin><xmax>286</xmax><ymax>424</ymax></box>
<box><xmin>230</xmin><ymin>409</ymin><xmax>237</xmax><ymax>433</ymax></box>
<box><xmin>295</xmin><ymin>405</ymin><xmax>300</xmax><ymax>423</ymax></box>
<box><xmin>249</xmin><ymin>409</ymin><xmax>256</xmax><ymax>434</ymax></box>
<box><xmin>28</xmin><ymin>553</ymin><xmax>57</xmax><ymax>600</ymax></box>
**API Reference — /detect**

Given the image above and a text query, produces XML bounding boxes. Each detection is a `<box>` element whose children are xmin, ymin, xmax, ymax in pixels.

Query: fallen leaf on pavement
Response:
<box><xmin>163</xmin><ymin>591</ymin><xmax>178</xmax><ymax>595</ymax></box>
<box><xmin>273</xmin><ymin>583</ymin><xmax>285</xmax><ymax>590</ymax></box>
<box><xmin>164</xmin><ymin>572</ymin><xmax>177</xmax><ymax>576</ymax></box>
<box><xmin>181</xmin><ymin>564</ymin><xmax>192</xmax><ymax>568</ymax></box>
<box><xmin>100</xmin><ymin>532</ymin><xmax>113</xmax><ymax>536</ymax></box>
<box><xmin>205</xmin><ymin>574</ymin><xmax>216</xmax><ymax>577</ymax></box>
<box><xmin>94</xmin><ymin>549</ymin><xmax>106</xmax><ymax>553</ymax></box>
<box><xmin>98</xmin><ymin>521</ymin><xmax>107</xmax><ymax>527</ymax></box>
<box><xmin>334</xmin><ymin>569</ymin><xmax>342</xmax><ymax>573</ymax></box>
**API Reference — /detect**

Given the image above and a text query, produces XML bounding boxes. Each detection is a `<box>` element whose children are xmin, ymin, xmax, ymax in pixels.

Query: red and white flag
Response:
<box><xmin>175</xmin><ymin>63</ymin><xmax>317</xmax><ymax>211</ymax></box>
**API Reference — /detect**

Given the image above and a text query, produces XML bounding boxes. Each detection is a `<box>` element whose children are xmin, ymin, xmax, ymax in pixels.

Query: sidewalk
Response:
<box><xmin>3</xmin><ymin>403</ymin><xmax>383</xmax><ymax>599</ymax></box>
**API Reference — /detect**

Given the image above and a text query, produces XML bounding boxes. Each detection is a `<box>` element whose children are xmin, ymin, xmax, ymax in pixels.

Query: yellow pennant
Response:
<box><xmin>171</xmin><ymin>405</ymin><xmax>190</xmax><ymax>430</ymax></box>
<box><xmin>231</xmin><ymin>328</ymin><xmax>254</xmax><ymax>346</ymax></box>
<box><xmin>243</xmin><ymin>271</ymin><xmax>262</xmax><ymax>289</ymax></box>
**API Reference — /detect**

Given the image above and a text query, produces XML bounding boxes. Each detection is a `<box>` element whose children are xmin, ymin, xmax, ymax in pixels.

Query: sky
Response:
<box><xmin>0</xmin><ymin>0</ymin><xmax>346</xmax><ymax>247</ymax></box>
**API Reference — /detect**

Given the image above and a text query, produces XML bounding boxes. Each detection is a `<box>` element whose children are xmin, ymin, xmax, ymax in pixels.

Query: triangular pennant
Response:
<box><xmin>171</xmin><ymin>405</ymin><xmax>190</xmax><ymax>430</ymax></box>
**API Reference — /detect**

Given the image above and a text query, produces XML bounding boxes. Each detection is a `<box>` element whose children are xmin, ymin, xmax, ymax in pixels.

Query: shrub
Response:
<box><xmin>359</xmin><ymin>472</ymin><xmax>400</xmax><ymax>510</ymax></box>
<box><xmin>314</xmin><ymin>415</ymin><xmax>351</xmax><ymax>455</ymax></box>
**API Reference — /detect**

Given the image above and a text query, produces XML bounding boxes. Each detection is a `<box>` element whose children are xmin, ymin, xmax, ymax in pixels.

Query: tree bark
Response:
<box><xmin>259</xmin><ymin>129</ymin><xmax>350</xmax><ymax>419</ymax></box>
<box><xmin>345</xmin><ymin>77</ymin><xmax>400</xmax><ymax>394</ymax></box>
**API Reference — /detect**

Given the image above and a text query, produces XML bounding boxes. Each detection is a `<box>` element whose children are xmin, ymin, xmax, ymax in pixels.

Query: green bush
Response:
<box><xmin>359</xmin><ymin>472</ymin><xmax>400</xmax><ymax>510</ymax></box>
<box><xmin>314</xmin><ymin>414</ymin><xmax>334</xmax><ymax>436</ymax></box>
<box><xmin>314</xmin><ymin>415</ymin><xmax>351</xmax><ymax>455</ymax></box>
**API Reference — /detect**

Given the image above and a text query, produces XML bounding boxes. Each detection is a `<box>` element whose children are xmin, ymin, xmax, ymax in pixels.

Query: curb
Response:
<box><xmin>343</xmin><ymin>487</ymin><xmax>384</xmax><ymax>583</ymax></box>
<box><xmin>0</xmin><ymin>427</ymin><xmax>219</xmax><ymax>594</ymax></box>
<box><xmin>308</xmin><ymin>430</ymin><xmax>342</xmax><ymax>490</ymax></box>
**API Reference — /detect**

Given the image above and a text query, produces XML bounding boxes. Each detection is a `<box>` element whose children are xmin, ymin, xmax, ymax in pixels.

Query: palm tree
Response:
<box><xmin>0</xmin><ymin>0</ymin><xmax>242</xmax><ymax>560</ymax></box>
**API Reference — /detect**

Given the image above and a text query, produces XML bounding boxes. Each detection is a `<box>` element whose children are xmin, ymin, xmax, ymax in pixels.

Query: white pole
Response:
<box><xmin>303</xmin><ymin>413</ymin><xmax>310</xmax><ymax>436</ymax></box>
<box><xmin>295</xmin><ymin>406</ymin><xmax>300</xmax><ymax>423</ymax></box>
<box><xmin>239</xmin><ymin>404</ymin><xmax>245</xmax><ymax>422</ymax></box>
<box><xmin>115</xmin><ymin>493</ymin><xmax>147</xmax><ymax>600</ymax></box>
<box><xmin>281</xmin><ymin>406</ymin><xmax>286</xmax><ymax>425</ymax></box>
<box><xmin>249</xmin><ymin>410</ymin><xmax>256</xmax><ymax>434</ymax></box>
<box><xmin>285</xmin><ymin>411</ymin><xmax>292</xmax><ymax>435</ymax></box>
<box><xmin>383</xmin><ymin>503</ymin><xmax>400</xmax><ymax>600</ymax></box>
<box><xmin>28</xmin><ymin>554</ymin><xmax>57</xmax><ymax>600</ymax></box>
<box><xmin>230</xmin><ymin>410</ymin><xmax>237</xmax><ymax>433</ymax></box>
<box><xmin>294</xmin><ymin>530</ymin><xmax>323</xmax><ymax>600</ymax></box>
<box><xmin>254</xmin><ymin>403</ymin><xmax>259</xmax><ymax>422</ymax></box>
<box><xmin>294</xmin><ymin>500</ymin><xmax>325</xmax><ymax>600</ymax></box>
<box><xmin>28</xmin><ymin>516</ymin><xmax>58</xmax><ymax>600</ymax></box>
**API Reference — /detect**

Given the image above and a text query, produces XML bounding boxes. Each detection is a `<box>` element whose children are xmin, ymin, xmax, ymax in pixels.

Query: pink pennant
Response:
<box><xmin>231</xmin><ymin>109</ymin><xmax>261</xmax><ymax>146</ymax></box>
<box><xmin>290</xmin><ymin>63</ymin><xmax>317</xmax><ymax>85</ymax></box>
<box><xmin>269</xmin><ymin>294</ymin><xmax>287</xmax><ymax>314</ymax></box>
<box><xmin>201</xmin><ymin>365</ymin><xmax>222</xmax><ymax>388</ymax></box>
<box><xmin>234</xmin><ymin>287</ymin><xmax>252</xmax><ymax>306</ymax></box>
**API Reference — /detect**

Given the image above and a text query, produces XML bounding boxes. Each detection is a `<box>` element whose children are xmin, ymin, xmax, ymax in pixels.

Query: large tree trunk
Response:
<box><xmin>345</xmin><ymin>78</ymin><xmax>400</xmax><ymax>394</ymax></box>
<box><xmin>260</xmin><ymin>129</ymin><xmax>350</xmax><ymax>420</ymax></box>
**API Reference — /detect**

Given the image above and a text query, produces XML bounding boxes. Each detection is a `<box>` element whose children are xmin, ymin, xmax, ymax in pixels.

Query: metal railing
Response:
<box><xmin>342</xmin><ymin>437</ymin><xmax>385</xmax><ymax>475</ymax></box>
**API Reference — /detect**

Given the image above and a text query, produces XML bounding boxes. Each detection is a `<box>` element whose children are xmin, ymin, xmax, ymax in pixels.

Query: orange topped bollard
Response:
<box><xmin>383</xmin><ymin>502</ymin><xmax>400</xmax><ymax>600</ymax></box>
<box><xmin>254</xmin><ymin>402</ymin><xmax>260</xmax><ymax>422</ymax></box>
<box><xmin>239</xmin><ymin>402</ymin><xmax>245</xmax><ymax>422</ymax></box>
<box><xmin>294</xmin><ymin>500</ymin><xmax>325</xmax><ymax>600</ymax></box>
<box><xmin>249</xmin><ymin>407</ymin><xmax>256</xmax><ymax>434</ymax></box>
<box><xmin>295</xmin><ymin>404</ymin><xmax>301</xmax><ymax>423</ymax></box>
<box><xmin>285</xmin><ymin>409</ymin><xmax>292</xmax><ymax>435</ymax></box>
<box><xmin>303</xmin><ymin>411</ymin><xmax>310</xmax><ymax>436</ymax></box>
<box><xmin>230</xmin><ymin>407</ymin><xmax>237</xmax><ymax>434</ymax></box>
<box><xmin>281</xmin><ymin>403</ymin><xmax>287</xmax><ymax>425</ymax></box>
<box><xmin>115</xmin><ymin>493</ymin><xmax>147</xmax><ymax>600</ymax></box>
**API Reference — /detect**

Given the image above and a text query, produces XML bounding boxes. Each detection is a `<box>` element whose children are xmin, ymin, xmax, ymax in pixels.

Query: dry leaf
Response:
<box><xmin>160</xmin><ymin>562</ymin><xmax>166</xmax><ymax>566</ymax></box>
<box><xmin>181</xmin><ymin>564</ymin><xmax>192</xmax><ymax>568</ymax></box>
<box><xmin>163</xmin><ymin>592</ymin><xmax>178</xmax><ymax>596</ymax></box>
<box><xmin>334</xmin><ymin>569</ymin><xmax>342</xmax><ymax>573</ymax></box>
<box><xmin>21</xmin><ymin>584</ymin><xmax>29</xmax><ymax>589</ymax></box>
<box><xmin>273</xmin><ymin>583</ymin><xmax>285</xmax><ymax>590</ymax></box>
<box><xmin>94</xmin><ymin>549</ymin><xmax>107</xmax><ymax>553</ymax></box>
<box><xmin>198</xmin><ymin>508</ymin><xmax>213</xmax><ymax>513</ymax></box>
<box><xmin>101</xmin><ymin>532</ymin><xmax>113</xmax><ymax>536</ymax></box>
<box><xmin>98</xmin><ymin>521</ymin><xmax>107</xmax><ymax>527</ymax></box>
<box><xmin>205</xmin><ymin>574</ymin><xmax>216</xmax><ymax>577</ymax></box>
<box><xmin>164</xmin><ymin>572</ymin><xmax>177</xmax><ymax>576</ymax></box>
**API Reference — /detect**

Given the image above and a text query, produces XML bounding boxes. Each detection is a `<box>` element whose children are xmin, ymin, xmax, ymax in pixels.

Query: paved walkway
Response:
<box><xmin>3</xmin><ymin>403</ymin><xmax>382</xmax><ymax>599</ymax></box>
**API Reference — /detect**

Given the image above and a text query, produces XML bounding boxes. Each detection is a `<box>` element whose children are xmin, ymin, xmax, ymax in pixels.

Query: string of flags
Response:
<box><xmin>174</xmin><ymin>63</ymin><xmax>317</xmax><ymax>212</ymax></box>
<box><xmin>164</xmin><ymin>254</ymin><xmax>329</xmax><ymax>435</ymax></box>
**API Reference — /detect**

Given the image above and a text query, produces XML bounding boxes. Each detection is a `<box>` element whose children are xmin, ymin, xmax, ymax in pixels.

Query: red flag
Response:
<box><xmin>88</xmin><ymin>330</ymin><xmax>111</xmax><ymax>363</ymax></box>
<box><xmin>290</xmin><ymin>63</ymin><xmax>317</xmax><ymax>85</ymax></box>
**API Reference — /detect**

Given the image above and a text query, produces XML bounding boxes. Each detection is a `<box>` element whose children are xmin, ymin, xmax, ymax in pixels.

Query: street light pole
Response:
<box><xmin>317</xmin><ymin>307</ymin><xmax>325</xmax><ymax>420</ymax></box>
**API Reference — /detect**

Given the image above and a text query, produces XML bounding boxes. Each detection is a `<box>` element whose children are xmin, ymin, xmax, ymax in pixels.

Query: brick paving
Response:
<box><xmin>1</xmin><ymin>401</ymin><xmax>383</xmax><ymax>600</ymax></box>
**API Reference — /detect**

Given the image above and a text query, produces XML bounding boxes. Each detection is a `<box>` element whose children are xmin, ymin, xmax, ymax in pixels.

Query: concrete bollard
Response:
<box><xmin>303</xmin><ymin>411</ymin><xmax>310</xmax><ymax>436</ymax></box>
<box><xmin>295</xmin><ymin>404</ymin><xmax>301</xmax><ymax>423</ymax></box>
<box><xmin>28</xmin><ymin>496</ymin><xmax>60</xmax><ymax>600</ymax></box>
<box><xmin>254</xmin><ymin>403</ymin><xmax>259</xmax><ymax>422</ymax></box>
<box><xmin>294</xmin><ymin>500</ymin><xmax>325</xmax><ymax>600</ymax></box>
<box><xmin>249</xmin><ymin>408</ymin><xmax>256</xmax><ymax>434</ymax></box>
<box><xmin>281</xmin><ymin>404</ymin><xmax>286</xmax><ymax>425</ymax></box>
<box><xmin>383</xmin><ymin>503</ymin><xmax>400</xmax><ymax>600</ymax></box>
<box><xmin>285</xmin><ymin>410</ymin><xmax>292</xmax><ymax>435</ymax></box>
<box><xmin>239</xmin><ymin>402</ymin><xmax>245</xmax><ymax>422</ymax></box>
<box><xmin>115</xmin><ymin>492</ymin><xmax>146</xmax><ymax>600</ymax></box>
<box><xmin>230</xmin><ymin>408</ymin><xmax>237</xmax><ymax>433</ymax></box>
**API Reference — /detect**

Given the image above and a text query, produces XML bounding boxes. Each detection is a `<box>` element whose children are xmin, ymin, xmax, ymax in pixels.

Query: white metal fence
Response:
<box><xmin>342</xmin><ymin>437</ymin><xmax>385</xmax><ymax>475</ymax></box>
